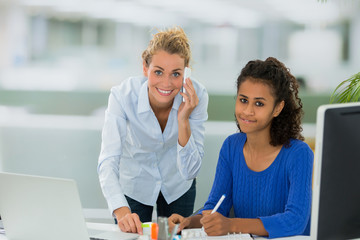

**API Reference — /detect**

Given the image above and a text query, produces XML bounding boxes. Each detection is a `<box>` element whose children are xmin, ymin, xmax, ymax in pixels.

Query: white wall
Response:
<box><xmin>0</xmin><ymin>113</ymin><xmax>104</xmax><ymax>207</ymax></box>
<box><xmin>0</xmin><ymin>109</ymin><xmax>236</xmax><ymax>217</ymax></box>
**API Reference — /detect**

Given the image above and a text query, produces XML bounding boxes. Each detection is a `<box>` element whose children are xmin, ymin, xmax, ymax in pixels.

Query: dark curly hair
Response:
<box><xmin>236</xmin><ymin>57</ymin><xmax>304</xmax><ymax>147</ymax></box>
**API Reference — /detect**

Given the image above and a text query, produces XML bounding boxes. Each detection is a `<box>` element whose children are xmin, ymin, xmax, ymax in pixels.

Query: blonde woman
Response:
<box><xmin>98</xmin><ymin>27</ymin><xmax>208</xmax><ymax>234</ymax></box>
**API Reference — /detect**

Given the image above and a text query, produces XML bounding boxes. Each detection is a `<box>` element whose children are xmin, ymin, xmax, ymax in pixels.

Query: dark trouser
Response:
<box><xmin>124</xmin><ymin>179</ymin><xmax>196</xmax><ymax>223</ymax></box>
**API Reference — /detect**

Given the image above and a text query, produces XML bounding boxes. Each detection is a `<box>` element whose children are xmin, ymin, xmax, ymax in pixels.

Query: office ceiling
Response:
<box><xmin>2</xmin><ymin>0</ymin><xmax>359</xmax><ymax>28</ymax></box>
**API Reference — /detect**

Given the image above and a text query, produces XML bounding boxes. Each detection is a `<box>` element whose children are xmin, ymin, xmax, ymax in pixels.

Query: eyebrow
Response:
<box><xmin>154</xmin><ymin>66</ymin><xmax>182</xmax><ymax>72</ymax></box>
<box><xmin>154</xmin><ymin>66</ymin><xmax>164</xmax><ymax>71</ymax></box>
<box><xmin>239</xmin><ymin>94</ymin><xmax>267</xmax><ymax>101</ymax></box>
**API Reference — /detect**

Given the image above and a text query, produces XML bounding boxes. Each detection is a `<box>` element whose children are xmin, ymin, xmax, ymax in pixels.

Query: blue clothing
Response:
<box><xmin>98</xmin><ymin>76</ymin><xmax>208</xmax><ymax>214</ymax></box>
<box><xmin>203</xmin><ymin>133</ymin><xmax>313</xmax><ymax>238</ymax></box>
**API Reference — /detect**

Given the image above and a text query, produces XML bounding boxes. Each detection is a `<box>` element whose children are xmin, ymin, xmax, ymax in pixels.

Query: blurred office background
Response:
<box><xmin>0</xmin><ymin>0</ymin><xmax>359</xmax><ymax>222</ymax></box>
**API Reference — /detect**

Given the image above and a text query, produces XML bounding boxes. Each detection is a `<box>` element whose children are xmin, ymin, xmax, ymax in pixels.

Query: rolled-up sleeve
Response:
<box><xmin>177</xmin><ymin>86</ymin><xmax>208</xmax><ymax>180</ymax></box>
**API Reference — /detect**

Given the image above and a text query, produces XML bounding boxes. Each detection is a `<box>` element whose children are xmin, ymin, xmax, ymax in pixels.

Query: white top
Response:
<box><xmin>98</xmin><ymin>76</ymin><xmax>208</xmax><ymax>213</ymax></box>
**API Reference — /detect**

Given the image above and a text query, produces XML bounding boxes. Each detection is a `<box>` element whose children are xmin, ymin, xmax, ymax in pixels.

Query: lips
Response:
<box><xmin>156</xmin><ymin>88</ymin><xmax>173</xmax><ymax>96</ymax></box>
<box><xmin>240</xmin><ymin>117</ymin><xmax>256</xmax><ymax>123</ymax></box>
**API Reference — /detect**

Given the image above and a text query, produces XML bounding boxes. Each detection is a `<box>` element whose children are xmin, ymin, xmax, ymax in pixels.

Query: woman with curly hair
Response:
<box><xmin>169</xmin><ymin>57</ymin><xmax>313</xmax><ymax>238</ymax></box>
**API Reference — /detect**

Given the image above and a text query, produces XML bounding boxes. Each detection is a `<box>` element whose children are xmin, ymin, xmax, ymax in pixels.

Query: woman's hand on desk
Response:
<box><xmin>201</xmin><ymin>210</ymin><xmax>231</xmax><ymax>236</ymax></box>
<box><xmin>114</xmin><ymin>207</ymin><xmax>143</xmax><ymax>234</ymax></box>
<box><xmin>168</xmin><ymin>213</ymin><xmax>191</xmax><ymax>234</ymax></box>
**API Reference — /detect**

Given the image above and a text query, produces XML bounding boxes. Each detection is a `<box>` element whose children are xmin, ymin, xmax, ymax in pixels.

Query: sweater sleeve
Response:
<box><xmin>260</xmin><ymin>144</ymin><xmax>314</xmax><ymax>238</ymax></box>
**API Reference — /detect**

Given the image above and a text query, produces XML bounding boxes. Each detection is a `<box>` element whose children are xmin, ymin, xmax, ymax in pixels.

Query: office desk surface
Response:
<box><xmin>86</xmin><ymin>223</ymin><xmax>311</xmax><ymax>240</ymax></box>
<box><xmin>0</xmin><ymin>222</ymin><xmax>310</xmax><ymax>240</ymax></box>
<box><xmin>0</xmin><ymin>222</ymin><xmax>133</xmax><ymax>240</ymax></box>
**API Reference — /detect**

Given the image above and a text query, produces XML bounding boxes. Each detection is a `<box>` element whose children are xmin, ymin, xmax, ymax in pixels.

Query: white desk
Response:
<box><xmin>86</xmin><ymin>223</ymin><xmax>310</xmax><ymax>240</ymax></box>
<box><xmin>0</xmin><ymin>222</ymin><xmax>310</xmax><ymax>240</ymax></box>
<box><xmin>0</xmin><ymin>222</ymin><xmax>134</xmax><ymax>240</ymax></box>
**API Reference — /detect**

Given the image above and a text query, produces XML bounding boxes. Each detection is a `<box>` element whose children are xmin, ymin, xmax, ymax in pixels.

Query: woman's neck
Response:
<box><xmin>148</xmin><ymin>91</ymin><xmax>174</xmax><ymax>114</ymax></box>
<box><xmin>244</xmin><ymin>132</ymin><xmax>282</xmax><ymax>172</ymax></box>
<box><xmin>245</xmin><ymin>131</ymin><xmax>271</xmax><ymax>151</ymax></box>
<box><xmin>149</xmin><ymin>99</ymin><xmax>173</xmax><ymax>133</ymax></box>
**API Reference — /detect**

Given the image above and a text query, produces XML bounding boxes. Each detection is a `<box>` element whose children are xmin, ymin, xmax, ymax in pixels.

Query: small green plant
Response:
<box><xmin>330</xmin><ymin>72</ymin><xmax>360</xmax><ymax>103</ymax></box>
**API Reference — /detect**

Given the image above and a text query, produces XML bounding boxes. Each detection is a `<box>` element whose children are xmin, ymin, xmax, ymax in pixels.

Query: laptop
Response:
<box><xmin>311</xmin><ymin>102</ymin><xmax>360</xmax><ymax>240</ymax></box>
<box><xmin>0</xmin><ymin>172</ymin><xmax>139</xmax><ymax>240</ymax></box>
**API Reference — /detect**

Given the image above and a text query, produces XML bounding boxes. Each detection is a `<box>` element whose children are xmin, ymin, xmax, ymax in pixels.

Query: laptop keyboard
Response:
<box><xmin>90</xmin><ymin>237</ymin><xmax>107</xmax><ymax>240</ymax></box>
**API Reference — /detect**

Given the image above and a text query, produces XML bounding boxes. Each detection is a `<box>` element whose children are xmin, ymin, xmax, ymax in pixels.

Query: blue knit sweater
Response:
<box><xmin>202</xmin><ymin>133</ymin><xmax>314</xmax><ymax>238</ymax></box>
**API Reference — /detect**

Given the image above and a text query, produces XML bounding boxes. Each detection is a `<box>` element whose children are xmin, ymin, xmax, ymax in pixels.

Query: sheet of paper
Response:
<box><xmin>181</xmin><ymin>228</ymin><xmax>253</xmax><ymax>240</ymax></box>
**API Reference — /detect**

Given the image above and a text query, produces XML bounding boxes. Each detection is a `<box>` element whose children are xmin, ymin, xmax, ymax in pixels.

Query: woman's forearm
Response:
<box><xmin>178</xmin><ymin>118</ymin><xmax>191</xmax><ymax>147</ymax></box>
<box><xmin>229</xmin><ymin>218</ymin><xmax>268</xmax><ymax>236</ymax></box>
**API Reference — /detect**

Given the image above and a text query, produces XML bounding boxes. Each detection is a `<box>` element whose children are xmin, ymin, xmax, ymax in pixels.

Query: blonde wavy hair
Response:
<box><xmin>142</xmin><ymin>26</ymin><xmax>191</xmax><ymax>67</ymax></box>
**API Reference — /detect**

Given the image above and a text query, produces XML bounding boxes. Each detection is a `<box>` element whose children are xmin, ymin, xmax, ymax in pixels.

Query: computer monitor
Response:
<box><xmin>311</xmin><ymin>102</ymin><xmax>360</xmax><ymax>240</ymax></box>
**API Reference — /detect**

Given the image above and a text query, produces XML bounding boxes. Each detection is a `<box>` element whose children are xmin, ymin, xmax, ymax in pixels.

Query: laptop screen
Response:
<box><xmin>0</xmin><ymin>172</ymin><xmax>90</xmax><ymax>240</ymax></box>
<box><xmin>311</xmin><ymin>102</ymin><xmax>360</xmax><ymax>240</ymax></box>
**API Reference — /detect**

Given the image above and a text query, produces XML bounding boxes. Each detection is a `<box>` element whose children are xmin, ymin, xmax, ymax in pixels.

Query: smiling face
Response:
<box><xmin>143</xmin><ymin>50</ymin><xmax>185</xmax><ymax>110</ymax></box>
<box><xmin>235</xmin><ymin>78</ymin><xmax>284</xmax><ymax>137</ymax></box>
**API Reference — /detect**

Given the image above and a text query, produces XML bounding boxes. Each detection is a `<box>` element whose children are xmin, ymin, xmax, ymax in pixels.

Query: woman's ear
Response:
<box><xmin>142</xmin><ymin>60</ymin><xmax>148</xmax><ymax>77</ymax></box>
<box><xmin>273</xmin><ymin>100</ymin><xmax>285</xmax><ymax>117</ymax></box>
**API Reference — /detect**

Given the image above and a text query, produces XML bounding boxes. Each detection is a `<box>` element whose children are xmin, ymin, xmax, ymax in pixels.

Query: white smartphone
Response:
<box><xmin>182</xmin><ymin>67</ymin><xmax>191</xmax><ymax>102</ymax></box>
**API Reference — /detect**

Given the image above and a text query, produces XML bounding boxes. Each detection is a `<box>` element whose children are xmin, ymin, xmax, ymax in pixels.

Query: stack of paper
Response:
<box><xmin>181</xmin><ymin>228</ymin><xmax>253</xmax><ymax>240</ymax></box>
